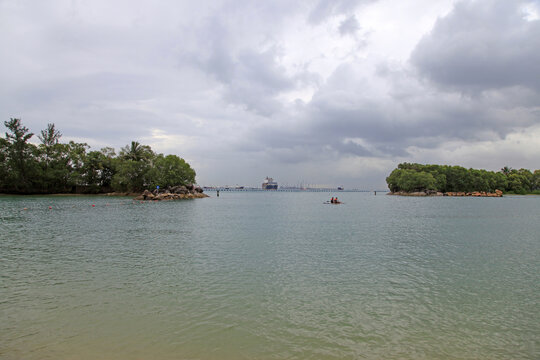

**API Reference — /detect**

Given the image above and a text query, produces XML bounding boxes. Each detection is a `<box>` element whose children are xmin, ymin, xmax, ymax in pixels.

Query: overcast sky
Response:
<box><xmin>1</xmin><ymin>0</ymin><xmax>539</xmax><ymax>189</ymax></box>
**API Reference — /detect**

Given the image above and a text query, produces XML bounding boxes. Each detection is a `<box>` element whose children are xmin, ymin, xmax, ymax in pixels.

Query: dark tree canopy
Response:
<box><xmin>387</xmin><ymin>163</ymin><xmax>539</xmax><ymax>194</ymax></box>
<box><xmin>0</xmin><ymin>119</ymin><xmax>198</xmax><ymax>194</ymax></box>
<box><xmin>2</xmin><ymin>118</ymin><xmax>39</xmax><ymax>192</ymax></box>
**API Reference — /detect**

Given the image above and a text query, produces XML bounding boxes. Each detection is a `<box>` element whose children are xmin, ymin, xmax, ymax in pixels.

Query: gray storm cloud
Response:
<box><xmin>246</xmin><ymin>0</ymin><xmax>540</xmax><ymax>162</ymax></box>
<box><xmin>412</xmin><ymin>0</ymin><xmax>540</xmax><ymax>92</ymax></box>
<box><xmin>1</xmin><ymin>0</ymin><xmax>539</xmax><ymax>188</ymax></box>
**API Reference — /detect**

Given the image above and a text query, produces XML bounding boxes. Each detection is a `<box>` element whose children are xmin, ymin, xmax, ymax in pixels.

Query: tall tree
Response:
<box><xmin>532</xmin><ymin>170</ymin><xmax>540</xmax><ymax>191</ymax></box>
<box><xmin>500</xmin><ymin>166</ymin><xmax>512</xmax><ymax>176</ymax></box>
<box><xmin>112</xmin><ymin>141</ymin><xmax>155</xmax><ymax>192</ymax></box>
<box><xmin>0</xmin><ymin>137</ymin><xmax>8</xmax><ymax>190</ymax></box>
<box><xmin>38</xmin><ymin>123</ymin><xmax>61</xmax><ymax>147</ymax></box>
<box><xmin>66</xmin><ymin>141</ymin><xmax>89</xmax><ymax>190</ymax></box>
<box><xmin>38</xmin><ymin>123</ymin><xmax>62</xmax><ymax>165</ymax></box>
<box><xmin>37</xmin><ymin>123</ymin><xmax>67</xmax><ymax>192</ymax></box>
<box><xmin>120</xmin><ymin>141</ymin><xmax>153</xmax><ymax>162</ymax></box>
<box><xmin>3</xmin><ymin>118</ymin><xmax>39</xmax><ymax>192</ymax></box>
<box><xmin>81</xmin><ymin>148</ymin><xmax>116</xmax><ymax>192</ymax></box>
<box><xmin>97</xmin><ymin>147</ymin><xmax>116</xmax><ymax>189</ymax></box>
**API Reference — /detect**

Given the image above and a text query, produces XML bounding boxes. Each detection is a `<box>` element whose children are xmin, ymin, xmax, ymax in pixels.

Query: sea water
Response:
<box><xmin>1</xmin><ymin>192</ymin><xmax>539</xmax><ymax>359</ymax></box>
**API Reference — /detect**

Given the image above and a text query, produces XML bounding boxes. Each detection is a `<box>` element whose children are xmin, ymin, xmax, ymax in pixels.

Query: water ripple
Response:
<box><xmin>1</xmin><ymin>193</ymin><xmax>539</xmax><ymax>359</ymax></box>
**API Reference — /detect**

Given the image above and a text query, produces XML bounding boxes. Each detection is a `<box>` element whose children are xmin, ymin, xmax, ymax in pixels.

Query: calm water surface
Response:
<box><xmin>1</xmin><ymin>192</ymin><xmax>539</xmax><ymax>359</ymax></box>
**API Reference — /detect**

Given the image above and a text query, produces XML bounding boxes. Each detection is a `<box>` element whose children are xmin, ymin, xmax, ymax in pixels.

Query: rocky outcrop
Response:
<box><xmin>389</xmin><ymin>189</ymin><xmax>503</xmax><ymax>197</ymax></box>
<box><xmin>134</xmin><ymin>184</ymin><xmax>209</xmax><ymax>201</ymax></box>
<box><xmin>388</xmin><ymin>191</ymin><xmax>443</xmax><ymax>196</ymax></box>
<box><xmin>444</xmin><ymin>189</ymin><xmax>503</xmax><ymax>197</ymax></box>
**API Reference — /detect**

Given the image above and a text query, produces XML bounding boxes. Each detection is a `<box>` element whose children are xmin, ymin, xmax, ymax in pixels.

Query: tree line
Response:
<box><xmin>386</xmin><ymin>163</ymin><xmax>540</xmax><ymax>194</ymax></box>
<box><xmin>0</xmin><ymin>118</ymin><xmax>196</xmax><ymax>194</ymax></box>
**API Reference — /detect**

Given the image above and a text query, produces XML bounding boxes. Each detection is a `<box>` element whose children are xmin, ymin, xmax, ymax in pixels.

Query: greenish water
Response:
<box><xmin>1</xmin><ymin>192</ymin><xmax>539</xmax><ymax>359</ymax></box>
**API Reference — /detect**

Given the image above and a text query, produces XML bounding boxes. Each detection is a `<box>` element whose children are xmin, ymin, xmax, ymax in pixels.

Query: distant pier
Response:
<box><xmin>203</xmin><ymin>187</ymin><xmax>373</xmax><ymax>193</ymax></box>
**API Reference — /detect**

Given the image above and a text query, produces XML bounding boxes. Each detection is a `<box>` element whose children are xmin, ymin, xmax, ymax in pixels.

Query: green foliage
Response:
<box><xmin>66</xmin><ymin>141</ymin><xmax>90</xmax><ymax>189</ymax></box>
<box><xmin>387</xmin><ymin>163</ymin><xmax>539</xmax><ymax>194</ymax></box>
<box><xmin>532</xmin><ymin>170</ymin><xmax>540</xmax><ymax>191</ymax></box>
<box><xmin>507</xmin><ymin>172</ymin><xmax>530</xmax><ymax>194</ymax></box>
<box><xmin>111</xmin><ymin>159</ymin><xmax>149</xmax><ymax>192</ymax></box>
<box><xmin>38</xmin><ymin>123</ymin><xmax>61</xmax><ymax>147</ymax></box>
<box><xmin>37</xmin><ymin>124</ymin><xmax>70</xmax><ymax>193</ymax></box>
<box><xmin>146</xmin><ymin>154</ymin><xmax>196</xmax><ymax>189</ymax></box>
<box><xmin>82</xmin><ymin>150</ymin><xmax>114</xmax><ymax>193</ymax></box>
<box><xmin>38</xmin><ymin>142</ymin><xmax>71</xmax><ymax>193</ymax></box>
<box><xmin>386</xmin><ymin>168</ymin><xmax>403</xmax><ymax>193</ymax></box>
<box><xmin>111</xmin><ymin>151</ymin><xmax>196</xmax><ymax>192</ymax></box>
<box><xmin>0</xmin><ymin>119</ymin><xmax>198</xmax><ymax>194</ymax></box>
<box><xmin>3</xmin><ymin>118</ymin><xmax>40</xmax><ymax>193</ymax></box>
<box><xmin>386</xmin><ymin>168</ymin><xmax>436</xmax><ymax>192</ymax></box>
<box><xmin>119</xmin><ymin>141</ymin><xmax>154</xmax><ymax>162</ymax></box>
<box><xmin>0</xmin><ymin>137</ymin><xmax>8</xmax><ymax>190</ymax></box>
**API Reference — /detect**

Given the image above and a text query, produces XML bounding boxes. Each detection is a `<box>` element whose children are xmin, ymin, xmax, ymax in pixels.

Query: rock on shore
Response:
<box><xmin>388</xmin><ymin>189</ymin><xmax>503</xmax><ymax>197</ymax></box>
<box><xmin>134</xmin><ymin>185</ymin><xmax>209</xmax><ymax>201</ymax></box>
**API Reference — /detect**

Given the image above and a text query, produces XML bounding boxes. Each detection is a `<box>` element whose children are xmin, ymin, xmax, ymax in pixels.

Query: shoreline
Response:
<box><xmin>0</xmin><ymin>186</ymin><xmax>207</xmax><ymax>199</ymax></box>
<box><xmin>0</xmin><ymin>192</ymin><xmax>139</xmax><ymax>197</ymax></box>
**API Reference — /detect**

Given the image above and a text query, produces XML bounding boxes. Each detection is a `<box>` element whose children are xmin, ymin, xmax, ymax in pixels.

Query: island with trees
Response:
<box><xmin>386</xmin><ymin>163</ymin><xmax>540</xmax><ymax>196</ymax></box>
<box><xmin>0</xmin><ymin>118</ymin><xmax>206</xmax><ymax>199</ymax></box>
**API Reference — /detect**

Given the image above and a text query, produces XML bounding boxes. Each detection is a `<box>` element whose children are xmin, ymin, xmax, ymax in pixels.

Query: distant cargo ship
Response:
<box><xmin>262</xmin><ymin>177</ymin><xmax>278</xmax><ymax>190</ymax></box>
